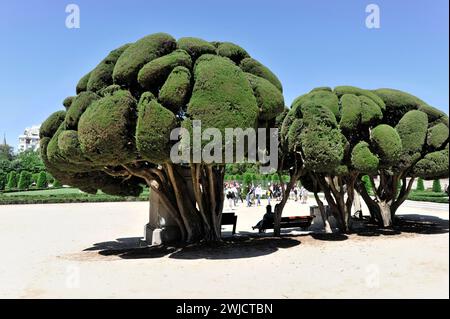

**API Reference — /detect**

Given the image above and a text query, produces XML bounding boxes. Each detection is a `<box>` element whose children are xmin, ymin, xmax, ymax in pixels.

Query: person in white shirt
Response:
<box><xmin>255</xmin><ymin>185</ymin><xmax>263</xmax><ymax>206</ymax></box>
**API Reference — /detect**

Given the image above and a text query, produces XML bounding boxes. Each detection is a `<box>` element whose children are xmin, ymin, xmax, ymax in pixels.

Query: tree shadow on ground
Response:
<box><xmin>356</xmin><ymin>214</ymin><xmax>449</xmax><ymax>237</ymax></box>
<box><xmin>83</xmin><ymin>214</ymin><xmax>447</xmax><ymax>259</ymax></box>
<box><xmin>83</xmin><ymin>235</ymin><xmax>301</xmax><ymax>260</ymax></box>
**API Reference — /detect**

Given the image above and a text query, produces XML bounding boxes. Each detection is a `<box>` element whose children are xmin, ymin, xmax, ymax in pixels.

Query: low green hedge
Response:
<box><xmin>0</xmin><ymin>193</ymin><xmax>148</xmax><ymax>205</ymax></box>
<box><xmin>407</xmin><ymin>195</ymin><xmax>448</xmax><ymax>203</ymax></box>
<box><xmin>408</xmin><ymin>191</ymin><xmax>447</xmax><ymax>198</ymax></box>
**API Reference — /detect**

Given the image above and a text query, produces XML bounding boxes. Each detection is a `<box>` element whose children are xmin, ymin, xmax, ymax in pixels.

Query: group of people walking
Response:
<box><xmin>224</xmin><ymin>182</ymin><xmax>310</xmax><ymax>209</ymax></box>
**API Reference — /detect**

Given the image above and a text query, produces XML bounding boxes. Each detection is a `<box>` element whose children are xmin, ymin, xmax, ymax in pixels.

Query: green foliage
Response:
<box><xmin>416</xmin><ymin>177</ymin><xmax>425</xmax><ymax>191</ymax></box>
<box><xmin>432</xmin><ymin>179</ymin><xmax>442</xmax><ymax>193</ymax></box>
<box><xmin>300</xmin><ymin>124</ymin><xmax>345</xmax><ymax>172</ymax></box>
<box><xmin>351</xmin><ymin>141</ymin><xmax>379</xmax><ymax>173</ymax></box>
<box><xmin>52</xmin><ymin>179</ymin><xmax>62</xmax><ymax>188</ymax></box>
<box><xmin>13</xmin><ymin>150</ymin><xmax>45</xmax><ymax>174</ymax></box>
<box><xmin>359</xmin><ymin>95</ymin><xmax>383</xmax><ymax>124</ymax></box>
<box><xmin>188</xmin><ymin>54</ymin><xmax>258</xmax><ymax>133</ymax></box>
<box><xmin>408</xmin><ymin>190</ymin><xmax>448</xmax><ymax>203</ymax></box>
<box><xmin>177</xmin><ymin>37</ymin><xmax>216</xmax><ymax>60</ymax></box>
<box><xmin>244</xmin><ymin>72</ymin><xmax>284</xmax><ymax>120</ymax></box>
<box><xmin>395</xmin><ymin>110</ymin><xmax>428</xmax><ymax>167</ymax></box>
<box><xmin>427</xmin><ymin>123</ymin><xmax>449</xmax><ymax>149</ymax></box>
<box><xmin>239</xmin><ymin>57</ymin><xmax>283</xmax><ymax>92</ymax></box>
<box><xmin>418</xmin><ymin>104</ymin><xmax>447</xmax><ymax>124</ymax></box>
<box><xmin>339</xmin><ymin>94</ymin><xmax>361</xmax><ymax>131</ymax></box>
<box><xmin>414</xmin><ymin>149</ymin><xmax>449</xmax><ymax>179</ymax></box>
<box><xmin>87</xmin><ymin>44</ymin><xmax>130</xmax><ymax>92</ymax></box>
<box><xmin>361</xmin><ymin>175</ymin><xmax>372</xmax><ymax>193</ymax></box>
<box><xmin>372</xmin><ymin>88</ymin><xmax>426</xmax><ymax>126</ymax></box>
<box><xmin>113</xmin><ymin>33</ymin><xmax>176</xmax><ymax>86</ymax></box>
<box><xmin>41</xmin><ymin>33</ymin><xmax>285</xmax><ymax>197</ymax></box>
<box><xmin>137</xmin><ymin>49</ymin><xmax>192</xmax><ymax>91</ymax></box>
<box><xmin>158</xmin><ymin>66</ymin><xmax>191</xmax><ymax>113</ymax></box>
<box><xmin>76</xmin><ymin>71</ymin><xmax>91</xmax><ymax>94</ymax></box>
<box><xmin>17</xmin><ymin>171</ymin><xmax>32</xmax><ymax>190</ymax></box>
<box><xmin>65</xmin><ymin>91</ymin><xmax>99</xmax><ymax>129</ymax></box>
<box><xmin>216</xmin><ymin>42</ymin><xmax>249</xmax><ymax>63</ymax></box>
<box><xmin>36</xmin><ymin>171</ymin><xmax>48</xmax><ymax>189</ymax></box>
<box><xmin>334</xmin><ymin>86</ymin><xmax>385</xmax><ymax>111</ymax></box>
<box><xmin>40</xmin><ymin>111</ymin><xmax>66</xmax><ymax>139</ymax></box>
<box><xmin>136</xmin><ymin>92</ymin><xmax>177</xmax><ymax>163</ymax></box>
<box><xmin>295</xmin><ymin>89</ymin><xmax>340</xmax><ymax>118</ymax></box>
<box><xmin>0</xmin><ymin>143</ymin><xmax>14</xmax><ymax>161</ymax></box>
<box><xmin>243</xmin><ymin>173</ymin><xmax>253</xmax><ymax>186</ymax></box>
<box><xmin>62</xmin><ymin>96</ymin><xmax>74</xmax><ymax>110</ymax></box>
<box><xmin>6</xmin><ymin>171</ymin><xmax>17</xmax><ymax>190</ymax></box>
<box><xmin>371</xmin><ymin>124</ymin><xmax>402</xmax><ymax>165</ymax></box>
<box><xmin>78</xmin><ymin>90</ymin><xmax>137</xmax><ymax>165</ymax></box>
<box><xmin>0</xmin><ymin>172</ymin><xmax>7</xmax><ymax>190</ymax></box>
<box><xmin>58</xmin><ymin>130</ymin><xmax>86</xmax><ymax>163</ymax></box>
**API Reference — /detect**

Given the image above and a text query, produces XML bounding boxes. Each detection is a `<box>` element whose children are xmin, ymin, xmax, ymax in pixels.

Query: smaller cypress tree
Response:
<box><xmin>432</xmin><ymin>179</ymin><xmax>442</xmax><ymax>193</ymax></box>
<box><xmin>36</xmin><ymin>171</ymin><xmax>48</xmax><ymax>189</ymax></box>
<box><xmin>416</xmin><ymin>177</ymin><xmax>425</xmax><ymax>191</ymax></box>
<box><xmin>6</xmin><ymin>171</ymin><xmax>17</xmax><ymax>190</ymax></box>
<box><xmin>18</xmin><ymin>171</ymin><xmax>32</xmax><ymax>190</ymax></box>
<box><xmin>0</xmin><ymin>172</ymin><xmax>7</xmax><ymax>190</ymax></box>
<box><xmin>52</xmin><ymin>179</ymin><xmax>62</xmax><ymax>188</ymax></box>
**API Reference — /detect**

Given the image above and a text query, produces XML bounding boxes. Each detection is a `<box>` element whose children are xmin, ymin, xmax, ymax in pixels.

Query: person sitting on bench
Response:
<box><xmin>252</xmin><ymin>205</ymin><xmax>274</xmax><ymax>232</ymax></box>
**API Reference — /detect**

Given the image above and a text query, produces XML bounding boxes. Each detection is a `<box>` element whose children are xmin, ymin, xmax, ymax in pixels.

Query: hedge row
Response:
<box><xmin>407</xmin><ymin>195</ymin><xmax>449</xmax><ymax>203</ymax></box>
<box><xmin>0</xmin><ymin>194</ymin><xmax>148</xmax><ymax>205</ymax></box>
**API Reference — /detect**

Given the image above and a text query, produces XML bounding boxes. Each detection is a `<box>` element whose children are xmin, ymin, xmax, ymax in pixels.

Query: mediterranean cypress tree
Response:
<box><xmin>280</xmin><ymin>86</ymin><xmax>449</xmax><ymax>231</ymax></box>
<box><xmin>6</xmin><ymin>171</ymin><xmax>17</xmax><ymax>190</ymax></box>
<box><xmin>40</xmin><ymin>33</ymin><xmax>284</xmax><ymax>243</ymax></box>
<box><xmin>355</xmin><ymin>89</ymin><xmax>449</xmax><ymax>227</ymax></box>
<box><xmin>416</xmin><ymin>177</ymin><xmax>425</xmax><ymax>191</ymax></box>
<box><xmin>18</xmin><ymin>171</ymin><xmax>32</xmax><ymax>190</ymax></box>
<box><xmin>0</xmin><ymin>172</ymin><xmax>7</xmax><ymax>190</ymax></box>
<box><xmin>36</xmin><ymin>171</ymin><xmax>48</xmax><ymax>189</ymax></box>
<box><xmin>432</xmin><ymin>179</ymin><xmax>442</xmax><ymax>193</ymax></box>
<box><xmin>52</xmin><ymin>179</ymin><xmax>62</xmax><ymax>188</ymax></box>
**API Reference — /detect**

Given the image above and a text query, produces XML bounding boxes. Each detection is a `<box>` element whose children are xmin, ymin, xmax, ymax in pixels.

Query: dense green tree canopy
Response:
<box><xmin>280</xmin><ymin>86</ymin><xmax>449</xmax><ymax>231</ymax></box>
<box><xmin>40</xmin><ymin>32</ymin><xmax>284</xmax><ymax>212</ymax></box>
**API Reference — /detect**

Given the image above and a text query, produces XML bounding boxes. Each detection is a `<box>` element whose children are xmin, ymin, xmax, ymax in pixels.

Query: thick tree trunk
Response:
<box><xmin>357</xmin><ymin>174</ymin><xmax>415</xmax><ymax>228</ymax></box>
<box><xmin>378</xmin><ymin>200</ymin><xmax>392</xmax><ymax>227</ymax></box>
<box><xmin>314</xmin><ymin>191</ymin><xmax>332</xmax><ymax>233</ymax></box>
<box><xmin>120</xmin><ymin>163</ymin><xmax>225</xmax><ymax>244</ymax></box>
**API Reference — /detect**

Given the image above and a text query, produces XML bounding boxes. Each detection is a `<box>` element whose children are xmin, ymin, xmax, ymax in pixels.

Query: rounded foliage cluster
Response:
<box><xmin>282</xmin><ymin>86</ymin><xmax>449</xmax><ymax>179</ymax></box>
<box><xmin>40</xmin><ymin>33</ymin><xmax>284</xmax><ymax>195</ymax></box>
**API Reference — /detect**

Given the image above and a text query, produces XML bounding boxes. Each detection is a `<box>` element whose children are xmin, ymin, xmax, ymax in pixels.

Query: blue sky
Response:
<box><xmin>1</xmin><ymin>0</ymin><xmax>448</xmax><ymax>150</ymax></box>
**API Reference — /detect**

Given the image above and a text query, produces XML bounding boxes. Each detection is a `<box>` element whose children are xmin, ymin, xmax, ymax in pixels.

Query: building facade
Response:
<box><xmin>18</xmin><ymin>125</ymin><xmax>40</xmax><ymax>153</ymax></box>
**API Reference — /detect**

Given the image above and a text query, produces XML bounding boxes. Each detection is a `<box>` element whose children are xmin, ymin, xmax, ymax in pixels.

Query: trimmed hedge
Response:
<box><xmin>0</xmin><ymin>194</ymin><xmax>147</xmax><ymax>205</ymax></box>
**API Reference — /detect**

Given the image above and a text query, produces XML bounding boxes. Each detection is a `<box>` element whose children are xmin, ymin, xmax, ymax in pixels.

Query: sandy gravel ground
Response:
<box><xmin>0</xmin><ymin>198</ymin><xmax>448</xmax><ymax>299</ymax></box>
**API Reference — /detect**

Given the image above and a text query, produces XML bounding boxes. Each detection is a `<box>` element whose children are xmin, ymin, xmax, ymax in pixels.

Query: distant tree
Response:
<box><xmin>37</xmin><ymin>171</ymin><xmax>48</xmax><ymax>189</ymax></box>
<box><xmin>13</xmin><ymin>150</ymin><xmax>45</xmax><ymax>174</ymax></box>
<box><xmin>0</xmin><ymin>159</ymin><xmax>12</xmax><ymax>173</ymax></box>
<box><xmin>18</xmin><ymin>171</ymin><xmax>32</xmax><ymax>190</ymax></box>
<box><xmin>46</xmin><ymin>173</ymin><xmax>55</xmax><ymax>184</ymax></box>
<box><xmin>432</xmin><ymin>179</ymin><xmax>442</xmax><ymax>193</ymax></box>
<box><xmin>416</xmin><ymin>177</ymin><xmax>425</xmax><ymax>191</ymax></box>
<box><xmin>32</xmin><ymin>173</ymin><xmax>40</xmax><ymax>185</ymax></box>
<box><xmin>52</xmin><ymin>179</ymin><xmax>62</xmax><ymax>188</ymax></box>
<box><xmin>6</xmin><ymin>171</ymin><xmax>18</xmax><ymax>190</ymax></box>
<box><xmin>0</xmin><ymin>172</ymin><xmax>7</xmax><ymax>190</ymax></box>
<box><xmin>243</xmin><ymin>173</ymin><xmax>253</xmax><ymax>188</ymax></box>
<box><xmin>0</xmin><ymin>143</ymin><xmax>14</xmax><ymax>161</ymax></box>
